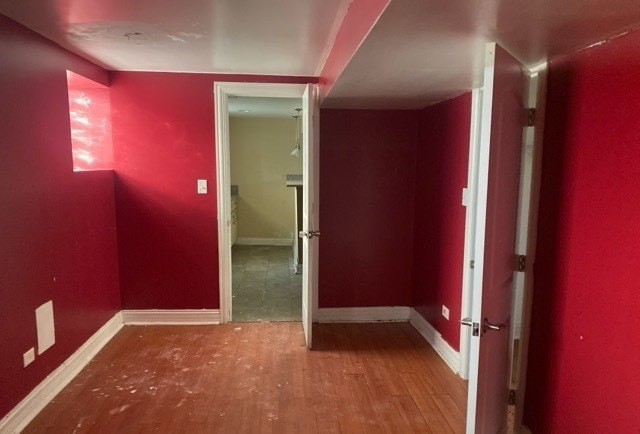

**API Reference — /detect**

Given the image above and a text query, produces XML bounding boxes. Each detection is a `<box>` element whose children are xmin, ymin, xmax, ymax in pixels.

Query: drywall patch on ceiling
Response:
<box><xmin>66</xmin><ymin>21</ymin><xmax>206</xmax><ymax>46</ymax></box>
<box><xmin>0</xmin><ymin>0</ymin><xmax>346</xmax><ymax>75</ymax></box>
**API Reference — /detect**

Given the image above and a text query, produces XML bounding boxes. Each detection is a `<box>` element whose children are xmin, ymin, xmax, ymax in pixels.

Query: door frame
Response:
<box><xmin>459</xmin><ymin>87</ymin><xmax>483</xmax><ymax>380</ymax></box>
<box><xmin>459</xmin><ymin>57</ymin><xmax>548</xmax><ymax>431</ymax></box>
<box><xmin>213</xmin><ymin>82</ymin><xmax>309</xmax><ymax>324</ymax></box>
<box><xmin>512</xmin><ymin>63</ymin><xmax>547</xmax><ymax>432</ymax></box>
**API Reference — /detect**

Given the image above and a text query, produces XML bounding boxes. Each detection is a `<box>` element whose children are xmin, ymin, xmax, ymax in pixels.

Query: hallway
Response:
<box><xmin>232</xmin><ymin>245</ymin><xmax>303</xmax><ymax>322</ymax></box>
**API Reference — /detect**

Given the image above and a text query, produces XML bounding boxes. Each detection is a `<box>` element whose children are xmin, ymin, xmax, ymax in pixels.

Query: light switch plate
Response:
<box><xmin>197</xmin><ymin>179</ymin><xmax>208</xmax><ymax>194</ymax></box>
<box><xmin>442</xmin><ymin>305</ymin><xmax>450</xmax><ymax>320</ymax></box>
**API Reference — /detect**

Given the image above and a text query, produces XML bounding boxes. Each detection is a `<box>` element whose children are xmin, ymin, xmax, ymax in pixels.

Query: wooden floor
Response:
<box><xmin>24</xmin><ymin>322</ymin><xmax>467</xmax><ymax>433</ymax></box>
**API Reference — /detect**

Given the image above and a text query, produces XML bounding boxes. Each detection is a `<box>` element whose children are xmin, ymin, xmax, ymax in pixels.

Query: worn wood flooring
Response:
<box><xmin>24</xmin><ymin>322</ymin><xmax>467</xmax><ymax>433</ymax></box>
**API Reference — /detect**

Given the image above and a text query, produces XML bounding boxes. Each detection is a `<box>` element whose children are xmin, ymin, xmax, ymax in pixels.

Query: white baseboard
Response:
<box><xmin>235</xmin><ymin>238</ymin><xmax>293</xmax><ymax>246</ymax></box>
<box><xmin>317</xmin><ymin>306</ymin><xmax>411</xmax><ymax>323</ymax></box>
<box><xmin>121</xmin><ymin>309</ymin><xmax>221</xmax><ymax>325</ymax></box>
<box><xmin>0</xmin><ymin>312</ymin><xmax>123</xmax><ymax>433</ymax></box>
<box><xmin>409</xmin><ymin>308</ymin><xmax>460</xmax><ymax>375</ymax></box>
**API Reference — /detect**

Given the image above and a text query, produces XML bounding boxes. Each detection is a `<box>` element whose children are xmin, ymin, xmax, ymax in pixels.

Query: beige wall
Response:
<box><xmin>230</xmin><ymin>117</ymin><xmax>302</xmax><ymax>240</ymax></box>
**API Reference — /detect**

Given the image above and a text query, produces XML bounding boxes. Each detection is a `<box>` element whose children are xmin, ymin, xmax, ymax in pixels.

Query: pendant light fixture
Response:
<box><xmin>290</xmin><ymin>108</ymin><xmax>302</xmax><ymax>157</ymax></box>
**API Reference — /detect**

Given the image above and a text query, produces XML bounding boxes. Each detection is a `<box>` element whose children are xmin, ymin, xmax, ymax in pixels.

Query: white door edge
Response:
<box><xmin>466</xmin><ymin>41</ymin><xmax>498</xmax><ymax>434</ymax></box>
<box><xmin>459</xmin><ymin>87</ymin><xmax>483</xmax><ymax>381</ymax></box>
<box><xmin>213</xmin><ymin>82</ymin><xmax>309</xmax><ymax>324</ymax></box>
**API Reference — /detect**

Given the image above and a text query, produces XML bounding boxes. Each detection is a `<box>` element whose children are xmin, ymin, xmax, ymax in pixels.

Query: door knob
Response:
<box><xmin>483</xmin><ymin>318</ymin><xmax>507</xmax><ymax>332</ymax></box>
<box><xmin>460</xmin><ymin>318</ymin><xmax>479</xmax><ymax>336</ymax></box>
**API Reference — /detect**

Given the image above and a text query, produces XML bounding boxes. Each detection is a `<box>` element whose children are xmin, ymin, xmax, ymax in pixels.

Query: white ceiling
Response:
<box><xmin>3</xmin><ymin>0</ymin><xmax>640</xmax><ymax>109</ymax></box>
<box><xmin>0</xmin><ymin>0</ymin><xmax>348</xmax><ymax>76</ymax></box>
<box><xmin>323</xmin><ymin>0</ymin><xmax>640</xmax><ymax>109</ymax></box>
<box><xmin>229</xmin><ymin>97</ymin><xmax>301</xmax><ymax>118</ymax></box>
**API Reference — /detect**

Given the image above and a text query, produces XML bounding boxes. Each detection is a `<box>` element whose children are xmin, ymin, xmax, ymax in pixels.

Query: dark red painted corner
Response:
<box><xmin>318</xmin><ymin>95</ymin><xmax>470</xmax><ymax>349</ymax></box>
<box><xmin>411</xmin><ymin>93</ymin><xmax>472</xmax><ymax>351</ymax></box>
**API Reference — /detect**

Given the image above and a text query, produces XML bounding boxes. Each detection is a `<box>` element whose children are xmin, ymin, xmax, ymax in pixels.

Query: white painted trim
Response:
<box><xmin>459</xmin><ymin>87</ymin><xmax>483</xmax><ymax>381</ymax></box>
<box><xmin>0</xmin><ymin>313</ymin><xmax>123</xmax><ymax>433</ymax></box>
<box><xmin>409</xmin><ymin>309</ymin><xmax>461</xmax><ymax>375</ymax></box>
<box><xmin>466</xmin><ymin>42</ymin><xmax>499</xmax><ymax>434</ymax></box>
<box><xmin>120</xmin><ymin>309</ymin><xmax>221</xmax><ymax>325</ymax></box>
<box><xmin>317</xmin><ymin>306</ymin><xmax>410</xmax><ymax>323</ymax></box>
<box><xmin>214</xmin><ymin>82</ymin><xmax>311</xmax><ymax>325</ymax></box>
<box><xmin>235</xmin><ymin>238</ymin><xmax>293</xmax><ymax>246</ymax></box>
<box><xmin>214</xmin><ymin>82</ymin><xmax>233</xmax><ymax>325</ymax></box>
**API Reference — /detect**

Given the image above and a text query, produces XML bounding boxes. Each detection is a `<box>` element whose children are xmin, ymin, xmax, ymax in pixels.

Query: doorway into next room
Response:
<box><xmin>229</xmin><ymin>96</ymin><xmax>303</xmax><ymax>322</ymax></box>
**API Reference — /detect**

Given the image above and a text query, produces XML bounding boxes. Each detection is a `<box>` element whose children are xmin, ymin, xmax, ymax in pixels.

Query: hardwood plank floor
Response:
<box><xmin>24</xmin><ymin>322</ymin><xmax>467</xmax><ymax>433</ymax></box>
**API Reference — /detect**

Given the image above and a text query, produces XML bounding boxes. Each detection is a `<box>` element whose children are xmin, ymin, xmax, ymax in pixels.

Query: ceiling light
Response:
<box><xmin>290</xmin><ymin>108</ymin><xmax>302</xmax><ymax>158</ymax></box>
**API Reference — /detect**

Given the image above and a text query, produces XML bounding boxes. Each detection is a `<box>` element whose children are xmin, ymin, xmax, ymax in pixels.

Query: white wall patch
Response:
<box><xmin>35</xmin><ymin>301</ymin><xmax>55</xmax><ymax>355</ymax></box>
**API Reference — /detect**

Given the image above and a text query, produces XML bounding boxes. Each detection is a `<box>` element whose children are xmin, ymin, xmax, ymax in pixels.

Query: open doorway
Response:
<box><xmin>214</xmin><ymin>82</ymin><xmax>319</xmax><ymax>348</ymax></box>
<box><xmin>228</xmin><ymin>97</ymin><xmax>303</xmax><ymax>322</ymax></box>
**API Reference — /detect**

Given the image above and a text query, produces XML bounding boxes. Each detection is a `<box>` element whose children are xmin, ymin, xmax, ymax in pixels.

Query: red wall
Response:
<box><xmin>0</xmin><ymin>15</ymin><xmax>120</xmax><ymax>418</ymax></box>
<box><xmin>411</xmin><ymin>93</ymin><xmax>471</xmax><ymax>351</ymax></box>
<box><xmin>319</xmin><ymin>109</ymin><xmax>418</xmax><ymax>307</ymax></box>
<box><xmin>110</xmin><ymin>72</ymin><xmax>314</xmax><ymax>309</ymax></box>
<box><xmin>524</xmin><ymin>30</ymin><xmax>640</xmax><ymax>432</ymax></box>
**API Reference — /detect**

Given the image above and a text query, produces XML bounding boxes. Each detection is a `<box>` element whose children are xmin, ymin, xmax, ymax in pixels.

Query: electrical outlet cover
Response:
<box><xmin>197</xmin><ymin>179</ymin><xmax>208</xmax><ymax>194</ymax></box>
<box><xmin>442</xmin><ymin>305</ymin><xmax>450</xmax><ymax>320</ymax></box>
<box><xmin>23</xmin><ymin>348</ymin><xmax>35</xmax><ymax>367</ymax></box>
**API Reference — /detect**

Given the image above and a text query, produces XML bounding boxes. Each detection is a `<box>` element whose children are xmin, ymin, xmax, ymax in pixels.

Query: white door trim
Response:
<box><xmin>459</xmin><ymin>88</ymin><xmax>483</xmax><ymax>381</ymax></box>
<box><xmin>213</xmin><ymin>82</ymin><xmax>308</xmax><ymax>324</ymax></box>
<box><xmin>512</xmin><ymin>65</ymin><xmax>548</xmax><ymax>433</ymax></box>
<box><xmin>465</xmin><ymin>43</ymin><xmax>498</xmax><ymax>433</ymax></box>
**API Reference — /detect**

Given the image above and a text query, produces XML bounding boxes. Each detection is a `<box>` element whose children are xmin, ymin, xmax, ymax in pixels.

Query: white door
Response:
<box><xmin>465</xmin><ymin>43</ymin><xmax>525</xmax><ymax>433</ymax></box>
<box><xmin>300</xmin><ymin>83</ymin><xmax>319</xmax><ymax>348</ymax></box>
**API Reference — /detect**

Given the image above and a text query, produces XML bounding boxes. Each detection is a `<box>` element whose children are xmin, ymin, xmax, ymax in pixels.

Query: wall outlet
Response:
<box><xmin>442</xmin><ymin>305</ymin><xmax>450</xmax><ymax>320</ymax></box>
<box><xmin>23</xmin><ymin>348</ymin><xmax>35</xmax><ymax>367</ymax></box>
<box><xmin>197</xmin><ymin>179</ymin><xmax>208</xmax><ymax>194</ymax></box>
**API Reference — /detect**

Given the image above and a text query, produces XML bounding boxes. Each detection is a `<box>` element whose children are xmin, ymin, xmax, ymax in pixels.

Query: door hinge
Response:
<box><xmin>524</xmin><ymin>108</ymin><xmax>536</xmax><ymax>127</ymax></box>
<box><xmin>515</xmin><ymin>255</ymin><xmax>526</xmax><ymax>272</ymax></box>
<box><xmin>470</xmin><ymin>260</ymin><xmax>475</xmax><ymax>269</ymax></box>
<box><xmin>509</xmin><ymin>389</ymin><xmax>517</xmax><ymax>405</ymax></box>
